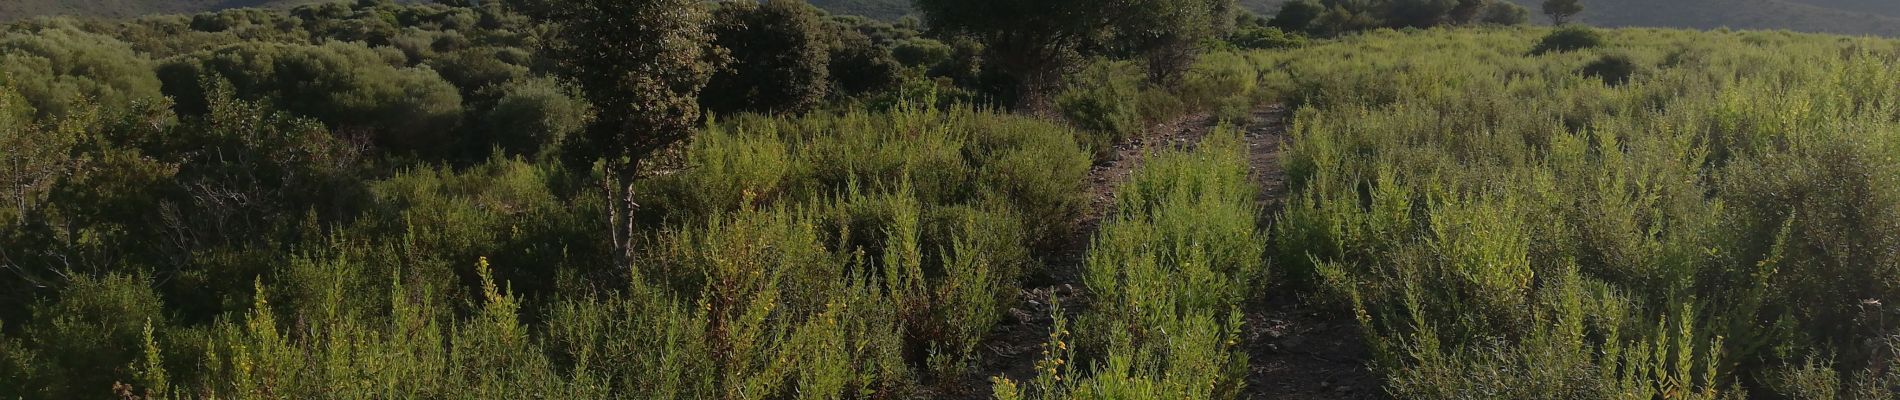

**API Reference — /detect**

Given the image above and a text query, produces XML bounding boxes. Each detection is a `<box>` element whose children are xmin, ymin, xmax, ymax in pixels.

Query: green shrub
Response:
<box><xmin>645</xmin><ymin>106</ymin><xmax>1090</xmax><ymax>246</ymax></box>
<box><xmin>1481</xmin><ymin>1</ymin><xmax>1532</xmax><ymax>25</ymax></box>
<box><xmin>1581</xmin><ymin>52</ymin><xmax>1642</xmax><ymax>86</ymax></box>
<box><xmin>1229</xmin><ymin>26</ymin><xmax>1308</xmax><ymax>50</ymax></box>
<box><xmin>1182</xmin><ymin>52</ymin><xmax>1260</xmax><ymax>122</ymax></box>
<box><xmin>1269</xmin><ymin>0</ymin><xmax>1325</xmax><ymax>33</ymax></box>
<box><xmin>1057</xmin><ymin>61</ymin><xmax>1144</xmax><ymax>151</ymax></box>
<box><xmin>431</xmin><ymin>47</ymin><xmax>533</xmax><ymax>95</ymax></box>
<box><xmin>478</xmin><ymin>77</ymin><xmax>588</xmax><ymax>157</ymax></box>
<box><xmin>999</xmin><ymin>127</ymin><xmax>1260</xmax><ymax>400</ymax></box>
<box><xmin>1533</xmin><ymin>26</ymin><xmax>1605</xmax><ymax>54</ymax></box>
<box><xmin>18</xmin><ymin>273</ymin><xmax>165</xmax><ymax>399</ymax></box>
<box><xmin>892</xmin><ymin>37</ymin><xmax>953</xmax><ymax>69</ymax></box>
<box><xmin>1259</xmin><ymin>27</ymin><xmax>1900</xmax><ymax>398</ymax></box>
<box><xmin>826</xmin><ymin>24</ymin><xmax>903</xmax><ymax>98</ymax></box>
<box><xmin>0</xmin><ymin>24</ymin><xmax>163</xmax><ymax>118</ymax></box>
<box><xmin>0</xmin><ymin>85</ymin><xmax>88</xmax><ymax>227</ymax></box>
<box><xmin>157</xmin><ymin>41</ymin><xmax>465</xmax><ymax>155</ymax></box>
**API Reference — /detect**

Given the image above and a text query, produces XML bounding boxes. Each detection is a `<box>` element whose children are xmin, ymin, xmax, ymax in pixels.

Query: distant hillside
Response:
<box><xmin>0</xmin><ymin>0</ymin><xmax>314</xmax><ymax>21</ymax></box>
<box><xmin>808</xmin><ymin>0</ymin><xmax>912</xmax><ymax>20</ymax></box>
<box><xmin>1241</xmin><ymin>0</ymin><xmax>1900</xmax><ymax>36</ymax></box>
<box><xmin>1792</xmin><ymin>0</ymin><xmax>1900</xmax><ymax>18</ymax></box>
<box><xmin>2</xmin><ymin>0</ymin><xmax>908</xmax><ymax>21</ymax></box>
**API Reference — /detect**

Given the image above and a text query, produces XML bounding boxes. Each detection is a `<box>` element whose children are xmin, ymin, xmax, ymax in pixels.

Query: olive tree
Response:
<box><xmin>1117</xmin><ymin>0</ymin><xmax>1237</xmax><ymax>88</ymax></box>
<box><xmin>1270</xmin><ymin>0</ymin><xmax>1326</xmax><ymax>32</ymax></box>
<box><xmin>913</xmin><ymin>0</ymin><xmax>1110</xmax><ymax>108</ymax></box>
<box><xmin>1543</xmin><ymin>0</ymin><xmax>1583</xmax><ymax>25</ymax></box>
<box><xmin>508</xmin><ymin>0</ymin><xmax>722</xmax><ymax>266</ymax></box>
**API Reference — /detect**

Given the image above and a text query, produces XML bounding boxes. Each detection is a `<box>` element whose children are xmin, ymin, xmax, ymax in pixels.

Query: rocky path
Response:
<box><xmin>1239</xmin><ymin>105</ymin><xmax>1381</xmax><ymax>400</ymax></box>
<box><xmin>943</xmin><ymin>111</ymin><xmax>1224</xmax><ymax>397</ymax></box>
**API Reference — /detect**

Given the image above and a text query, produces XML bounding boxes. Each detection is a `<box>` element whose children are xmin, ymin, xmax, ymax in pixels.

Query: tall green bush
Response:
<box><xmin>0</xmin><ymin>24</ymin><xmax>163</xmax><ymax>118</ymax></box>
<box><xmin>157</xmin><ymin>41</ymin><xmax>465</xmax><ymax>154</ymax></box>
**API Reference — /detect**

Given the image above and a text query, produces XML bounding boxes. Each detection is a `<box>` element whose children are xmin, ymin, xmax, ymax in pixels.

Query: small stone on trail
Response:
<box><xmin>1007</xmin><ymin>308</ymin><xmax>1035</xmax><ymax>324</ymax></box>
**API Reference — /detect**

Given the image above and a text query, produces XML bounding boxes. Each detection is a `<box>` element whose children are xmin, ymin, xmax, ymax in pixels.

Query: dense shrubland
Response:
<box><xmin>10</xmin><ymin>0</ymin><xmax>1900</xmax><ymax>399</ymax></box>
<box><xmin>1268</xmin><ymin>27</ymin><xmax>1900</xmax><ymax>398</ymax></box>
<box><xmin>0</xmin><ymin>78</ymin><xmax>1107</xmax><ymax>397</ymax></box>
<box><xmin>0</xmin><ymin>0</ymin><xmax>1273</xmax><ymax>397</ymax></box>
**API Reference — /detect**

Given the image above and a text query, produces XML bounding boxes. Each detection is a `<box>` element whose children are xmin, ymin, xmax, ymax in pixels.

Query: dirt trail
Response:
<box><xmin>949</xmin><ymin>105</ymin><xmax>1379</xmax><ymax>399</ymax></box>
<box><xmin>1241</xmin><ymin>105</ymin><xmax>1381</xmax><ymax>400</ymax></box>
<box><xmin>941</xmin><ymin>112</ymin><xmax>1223</xmax><ymax>397</ymax></box>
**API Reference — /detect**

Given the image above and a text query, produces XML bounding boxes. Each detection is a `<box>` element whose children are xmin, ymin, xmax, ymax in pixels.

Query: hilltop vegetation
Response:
<box><xmin>0</xmin><ymin>0</ymin><xmax>314</xmax><ymax>21</ymax></box>
<box><xmin>15</xmin><ymin>0</ymin><xmax>1900</xmax><ymax>37</ymax></box>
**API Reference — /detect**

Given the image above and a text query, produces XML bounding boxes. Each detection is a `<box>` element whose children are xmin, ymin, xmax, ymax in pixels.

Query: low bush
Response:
<box><xmin>1581</xmin><ymin>52</ymin><xmax>1642</xmax><ymax>86</ymax></box>
<box><xmin>1181</xmin><ymin>52</ymin><xmax>1261</xmax><ymax>122</ymax></box>
<box><xmin>1056</xmin><ymin>61</ymin><xmax>1144</xmax><ymax>153</ymax></box>
<box><xmin>1229</xmin><ymin>26</ymin><xmax>1309</xmax><ymax>50</ymax></box>
<box><xmin>1533</xmin><ymin>26</ymin><xmax>1605</xmax><ymax>54</ymax></box>
<box><xmin>477</xmin><ymin>77</ymin><xmax>588</xmax><ymax>158</ymax></box>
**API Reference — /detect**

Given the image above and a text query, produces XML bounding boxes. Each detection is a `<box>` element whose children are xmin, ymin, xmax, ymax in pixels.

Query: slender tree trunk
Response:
<box><xmin>604</xmin><ymin>157</ymin><xmax>643</xmax><ymax>270</ymax></box>
<box><xmin>619</xmin><ymin>162</ymin><xmax>641</xmax><ymax>269</ymax></box>
<box><xmin>603</xmin><ymin>159</ymin><xmax>626</xmax><ymax>269</ymax></box>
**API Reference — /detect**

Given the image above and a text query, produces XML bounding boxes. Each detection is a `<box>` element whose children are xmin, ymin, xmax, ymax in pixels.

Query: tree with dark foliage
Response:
<box><xmin>1270</xmin><ymin>0</ymin><xmax>1326</xmax><ymax>32</ymax></box>
<box><xmin>507</xmin><ymin>0</ymin><xmax>723</xmax><ymax>267</ymax></box>
<box><xmin>704</xmin><ymin>0</ymin><xmax>831</xmax><ymax>116</ymax></box>
<box><xmin>1543</xmin><ymin>0</ymin><xmax>1583</xmax><ymax>25</ymax></box>
<box><xmin>1118</xmin><ymin>0</ymin><xmax>1237</xmax><ymax>88</ymax></box>
<box><xmin>913</xmin><ymin>0</ymin><xmax>1109</xmax><ymax>109</ymax></box>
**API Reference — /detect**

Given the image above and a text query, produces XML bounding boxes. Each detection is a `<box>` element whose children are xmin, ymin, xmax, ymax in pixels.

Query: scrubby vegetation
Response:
<box><xmin>997</xmin><ymin>128</ymin><xmax>1263</xmax><ymax>400</ymax></box>
<box><xmin>10</xmin><ymin>0</ymin><xmax>1900</xmax><ymax>399</ymax></box>
<box><xmin>0</xmin><ymin>0</ymin><xmax>1269</xmax><ymax>398</ymax></box>
<box><xmin>1269</xmin><ymin>27</ymin><xmax>1900</xmax><ymax>398</ymax></box>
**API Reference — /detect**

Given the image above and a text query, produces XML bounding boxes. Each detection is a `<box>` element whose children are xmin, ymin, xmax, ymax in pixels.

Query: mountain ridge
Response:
<box><xmin>5</xmin><ymin>0</ymin><xmax>1900</xmax><ymax>37</ymax></box>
